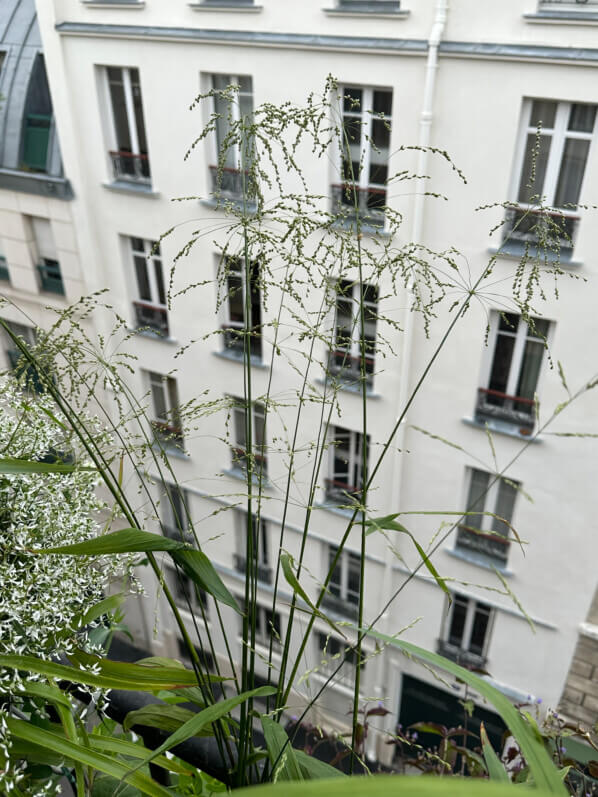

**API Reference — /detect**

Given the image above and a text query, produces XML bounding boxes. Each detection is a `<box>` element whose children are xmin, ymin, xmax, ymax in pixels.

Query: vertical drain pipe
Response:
<box><xmin>367</xmin><ymin>0</ymin><xmax>449</xmax><ymax>764</ymax></box>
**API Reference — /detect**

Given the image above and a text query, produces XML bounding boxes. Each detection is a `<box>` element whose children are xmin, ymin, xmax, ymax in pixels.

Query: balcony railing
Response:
<box><xmin>338</xmin><ymin>0</ymin><xmax>402</xmax><ymax>9</ymax></box>
<box><xmin>231</xmin><ymin>446</ymin><xmax>267</xmax><ymax>477</ymax></box>
<box><xmin>0</xmin><ymin>256</ymin><xmax>9</xmax><ymax>282</ymax></box>
<box><xmin>233</xmin><ymin>553</ymin><xmax>272</xmax><ymax>584</ymax></box>
<box><xmin>8</xmin><ymin>349</ymin><xmax>47</xmax><ymax>394</ymax></box>
<box><xmin>331</xmin><ymin>183</ymin><xmax>386</xmax><ymax>227</ymax></box>
<box><xmin>325</xmin><ymin>478</ymin><xmax>363</xmax><ymax>505</ymax></box>
<box><xmin>503</xmin><ymin>206</ymin><xmax>579</xmax><ymax>259</ymax></box>
<box><xmin>133</xmin><ymin>300</ymin><xmax>169</xmax><ymax>337</ymax></box>
<box><xmin>328</xmin><ymin>349</ymin><xmax>374</xmax><ymax>387</ymax></box>
<box><xmin>37</xmin><ymin>261</ymin><xmax>64</xmax><ymax>295</ymax></box>
<box><xmin>436</xmin><ymin>639</ymin><xmax>486</xmax><ymax>669</ymax></box>
<box><xmin>539</xmin><ymin>0</ymin><xmax>598</xmax><ymax>6</ymax></box>
<box><xmin>475</xmin><ymin>387</ymin><xmax>536</xmax><ymax>432</ymax></box>
<box><xmin>456</xmin><ymin>524</ymin><xmax>510</xmax><ymax>564</ymax></box>
<box><xmin>162</xmin><ymin>525</ymin><xmax>194</xmax><ymax>545</ymax></box>
<box><xmin>109</xmin><ymin>150</ymin><xmax>151</xmax><ymax>183</ymax></box>
<box><xmin>321</xmin><ymin>591</ymin><xmax>359</xmax><ymax>620</ymax></box>
<box><xmin>152</xmin><ymin>420</ymin><xmax>184</xmax><ymax>450</ymax></box>
<box><xmin>221</xmin><ymin>324</ymin><xmax>262</xmax><ymax>359</ymax></box>
<box><xmin>209</xmin><ymin>165</ymin><xmax>256</xmax><ymax>204</ymax></box>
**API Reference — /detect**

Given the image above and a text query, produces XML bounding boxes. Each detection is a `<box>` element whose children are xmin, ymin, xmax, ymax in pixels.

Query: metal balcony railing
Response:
<box><xmin>37</xmin><ymin>261</ymin><xmax>64</xmax><ymax>295</ymax></box>
<box><xmin>503</xmin><ymin>206</ymin><xmax>579</xmax><ymax>259</ymax></box>
<box><xmin>456</xmin><ymin>524</ymin><xmax>510</xmax><ymax>564</ymax></box>
<box><xmin>321</xmin><ymin>591</ymin><xmax>359</xmax><ymax>620</ymax></box>
<box><xmin>331</xmin><ymin>183</ymin><xmax>386</xmax><ymax>226</ymax></box>
<box><xmin>233</xmin><ymin>553</ymin><xmax>272</xmax><ymax>584</ymax></box>
<box><xmin>133</xmin><ymin>300</ymin><xmax>169</xmax><ymax>337</ymax></box>
<box><xmin>0</xmin><ymin>256</ymin><xmax>9</xmax><ymax>282</ymax></box>
<box><xmin>209</xmin><ymin>165</ymin><xmax>256</xmax><ymax>204</ymax></box>
<box><xmin>436</xmin><ymin>639</ymin><xmax>487</xmax><ymax>669</ymax></box>
<box><xmin>338</xmin><ymin>0</ymin><xmax>402</xmax><ymax>9</ymax></box>
<box><xmin>162</xmin><ymin>525</ymin><xmax>194</xmax><ymax>545</ymax></box>
<box><xmin>151</xmin><ymin>420</ymin><xmax>184</xmax><ymax>449</ymax></box>
<box><xmin>325</xmin><ymin>478</ymin><xmax>363</xmax><ymax>505</ymax></box>
<box><xmin>474</xmin><ymin>387</ymin><xmax>536</xmax><ymax>432</ymax></box>
<box><xmin>221</xmin><ymin>324</ymin><xmax>262</xmax><ymax>359</ymax></box>
<box><xmin>328</xmin><ymin>349</ymin><xmax>374</xmax><ymax>386</ymax></box>
<box><xmin>231</xmin><ymin>446</ymin><xmax>268</xmax><ymax>477</ymax></box>
<box><xmin>109</xmin><ymin>150</ymin><xmax>151</xmax><ymax>182</ymax></box>
<box><xmin>539</xmin><ymin>0</ymin><xmax>598</xmax><ymax>6</ymax></box>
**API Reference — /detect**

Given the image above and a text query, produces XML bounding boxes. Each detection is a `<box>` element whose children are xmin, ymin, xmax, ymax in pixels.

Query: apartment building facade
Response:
<box><xmin>10</xmin><ymin>0</ymin><xmax>597</xmax><ymax>762</ymax></box>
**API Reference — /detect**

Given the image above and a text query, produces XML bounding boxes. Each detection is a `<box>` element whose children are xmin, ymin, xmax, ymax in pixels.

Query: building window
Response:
<box><xmin>20</xmin><ymin>54</ymin><xmax>54</xmax><ymax>174</ymax></box>
<box><xmin>1</xmin><ymin>321</ymin><xmax>46</xmax><ymax>393</ymax></box>
<box><xmin>168</xmin><ymin>566</ymin><xmax>209</xmax><ymax>618</ymax></box>
<box><xmin>27</xmin><ymin>217</ymin><xmax>64</xmax><ymax>296</ymax></box>
<box><xmin>210</xmin><ymin>75</ymin><xmax>254</xmax><ymax>202</ymax></box>
<box><xmin>318</xmin><ymin>633</ymin><xmax>364</xmax><ymax>688</ymax></box>
<box><xmin>220</xmin><ymin>256</ymin><xmax>261</xmax><ymax>359</ymax></box>
<box><xmin>538</xmin><ymin>0</ymin><xmax>598</xmax><ymax>8</ymax></box>
<box><xmin>475</xmin><ymin>312</ymin><xmax>550</xmax><ymax>432</ymax></box>
<box><xmin>456</xmin><ymin>469</ymin><xmax>519</xmax><ymax>565</ymax></box>
<box><xmin>106</xmin><ymin>67</ymin><xmax>150</xmax><ymax>183</ymax></box>
<box><xmin>438</xmin><ymin>594</ymin><xmax>492</xmax><ymax>667</ymax></box>
<box><xmin>147</xmin><ymin>371</ymin><xmax>184</xmax><ymax>450</ymax></box>
<box><xmin>333</xmin><ymin>86</ymin><xmax>392</xmax><ymax>227</ymax></box>
<box><xmin>131</xmin><ymin>238</ymin><xmax>168</xmax><ymax>336</ymax></box>
<box><xmin>337</xmin><ymin>0</ymin><xmax>402</xmax><ymax>9</ymax></box>
<box><xmin>160</xmin><ymin>481</ymin><xmax>192</xmax><ymax>543</ymax></box>
<box><xmin>326</xmin><ymin>426</ymin><xmax>368</xmax><ymax>505</ymax></box>
<box><xmin>229</xmin><ymin>397</ymin><xmax>267</xmax><ymax>477</ymax></box>
<box><xmin>0</xmin><ymin>253</ymin><xmax>9</xmax><ymax>282</ymax></box>
<box><xmin>233</xmin><ymin>510</ymin><xmax>271</xmax><ymax>583</ymax></box>
<box><xmin>322</xmin><ymin>545</ymin><xmax>361</xmax><ymax>619</ymax></box>
<box><xmin>505</xmin><ymin>99</ymin><xmax>596</xmax><ymax>258</ymax></box>
<box><xmin>238</xmin><ymin>600</ymin><xmax>281</xmax><ymax>650</ymax></box>
<box><xmin>329</xmin><ymin>279</ymin><xmax>377</xmax><ymax>388</ymax></box>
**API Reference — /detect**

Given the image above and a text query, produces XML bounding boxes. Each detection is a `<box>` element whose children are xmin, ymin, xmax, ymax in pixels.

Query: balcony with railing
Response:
<box><xmin>221</xmin><ymin>324</ymin><xmax>262</xmax><ymax>360</ymax></box>
<box><xmin>321</xmin><ymin>591</ymin><xmax>359</xmax><ymax>620</ymax></box>
<box><xmin>455</xmin><ymin>524</ymin><xmax>510</xmax><ymax>565</ymax></box>
<box><xmin>502</xmin><ymin>206</ymin><xmax>579</xmax><ymax>260</ymax></box>
<box><xmin>328</xmin><ymin>349</ymin><xmax>374</xmax><ymax>387</ymax></box>
<box><xmin>37</xmin><ymin>260</ymin><xmax>64</xmax><ymax>296</ymax></box>
<box><xmin>0</xmin><ymin>256</ymin><xmax>9</xmax><ymax>282</ymax></box>
<box><xmin>436</xmin><ymin>639</ymin><xmax>486</xmax><ymax>669</ymax></box>
<box><xmin>133</xmin><ymin>301</ymin><xmax>169</xmax><ymax>337</ymax></box>
<box><xmin>331</xmin><ymin>183</ymin><xmax>386</xmax><ymax>228</ymax></box>
<box><xmin>325</xmin><ymin>478</ymin><xmax>362</xmax><ymax>505</ymax></box>
<box><xmin>209</xmin><ymin>166</ymin><xmax>256</xmax><ymax>206</ymax></box>
<box><xmin>231</xmin><ymin>446</ymin><xmax>267</xmax><ymax>477</ymax></box>
<box><xmin>338</xmin><ymin>0</ymin><xmax>402</xmax><ymax>9</ymax></box>
<box><xmin>109</xmin><ymin>151</ymin><xmax>151</xmax><ymax>183</ymax></box>
<box><xmin>475</xmin><ymin>387</ymin><xmax>536</xmax><ymax>433</ymax></box>
<box><xmin>152</xmin><ymin>420</ymin><xmax>184</xmax><ymax>450</ymax></box>
<box><xmin>233</xmin><ymin>553</ymin><xmax>272</xmax><ymax>584</ymax></box>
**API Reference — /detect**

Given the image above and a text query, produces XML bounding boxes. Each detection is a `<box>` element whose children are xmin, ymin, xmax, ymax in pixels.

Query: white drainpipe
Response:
<box><xmin>367</xmin><ymin>0</ymin><xmax>449</xmax><ymax>764</ymax></box>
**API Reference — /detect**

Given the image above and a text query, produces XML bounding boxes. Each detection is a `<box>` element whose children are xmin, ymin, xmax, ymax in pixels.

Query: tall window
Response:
<box><xmin>238</xmin><ymin>600</ymin><xmax>281</xmax><ymax>649</ymax></box>
<box><xmin>210</xmin><ymin>75</ymin><xmax>254</xmax><ymax>201</ymax></box>
<box><xmin>334</xmin><ymin>86</ymin><xmax>392</xmax><ymax>226</ymax></box>
<box><xmin>20</xmin><ymin>54</ymin><xmax>53</xmax><ymax>174</ymax></box>
<box><xmin>230</xmin><ymin>397</ymin><xmax>267</xmax><ymax>476</ymax></box>
<box><xmin>326</xmin><ymin>426</ymin><xmax>368</xmax><ymax>504</ymax></box>
<box><xmin>147</xmin><ymin>371</ymin><xmax>183</xmax><ymax>450</ymax></box>
<box><xmin>329</xmin><ymin>279</ymin><xmax>377</xmax><ymax>387</ymax></box>
<box><xmin>318</xmin><ymin>633</ymin><xmax>364</xmax><ymax>688</ymax></box>
<box><xmin>506</xmin><ymin>99</ymin><xmax>596</xmax><ymax>257</ymax></box>
<box><xmin>438</xmin><ymin>594</ymin><xmax>492</xmax><ymax>666</ymax></box>
<box><xmin>160</xmin><ymin>481</ymin><xmax>192</xmax><ymax>543</ymax></box>
<box><xmin>234</xmin><ymin>510</ymin><xmax>271</xmax><ymax>583</ymax></box>
<box><xmin>131</xmin><ymin>238</ymin><xmax>168</xmax><ymax>336</ymax></box>
<box><xmin>456</xmin><ymin>469</ymin><xmax>519</xmax><ymax>565</ymax></box>
<box><xmin>476</xmin><ymin>312</ymin><xmax>550</xmax><ymax>432</ymax></box>
<box><xmin>106</xmin><ymin>67</ymin><xmax>150</xmax><ymax>182</ymax></box>
<box><xmin>168</xmin><ymin>567</ymin><xmax>209</xmax><ymax>618</ymax></box>
<box><xmin>28</xmin><ymin>217</ymin><xmax>64</xmax><ymax>296</ymax></box>
<box><xmin>220</xmin><ymin>257</ymin><xmax>261</xmax><ymax>359</ymax></box>
<box><xmin>323</xmin><ymin>545</ymin><xmax>361</xmax><ymax>619</ymax></box>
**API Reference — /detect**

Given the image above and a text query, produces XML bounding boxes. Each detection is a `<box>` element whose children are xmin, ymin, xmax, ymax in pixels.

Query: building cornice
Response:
<box><xmin>54</xmin><ymin>22</ymin><xmax>598</xmax><ymax>64</ymax></box>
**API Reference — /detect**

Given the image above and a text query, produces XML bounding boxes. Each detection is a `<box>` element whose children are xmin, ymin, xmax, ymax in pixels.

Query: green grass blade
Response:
<box><xmin>172</xmin><ymin>549</ymin><xmax>241</xmax><ymax>613</ymax></box>
<box><xmin>123</xmin><ymin>704</ymin><xmax>198</xmax><ymax>734</ymax></box>
<box><xmin>0</xmin><ymin>456</ymin><xmax>93</xmax><ymax>474</ymax></box>
<box><xmin>280</xmin><ymin>553</ymin><xmax>344</xmax><ymax>637</ymax></box>
<box><xmin>16</xmin><ymin>681</ymin><xmax>74</xmax><ymax>709</ymax></box>
<box><xmin>261</xmin><ymin>717</ymin><xmax>303</xmax><ymax>781</ymax></box>
<box><xmin>294</xmin><ymin>750</ymin><xmax>346</xmax><ymax>779</ymax></box>
<box><xmin>38</xmin><ymin>528</ymin><xmax>186</xmax><ymax>555</ymax></box>
<box><xmin>358</xmin><ymin>629</ymin><xmax>565</xmax><ymax>795</ymax></box>
<box><xmin>480</xmin><ymin>722</ymin><xmax>509</xmax><ymax>782</ymax></box>
<box><xmin>5</xmin><ymin>717</ymin><xmax>175</xmax><ymax>797</ymax></box>
<box><xmin>88</xmin><ymin>735</ymin><xmax>196</xmax><ymax>775</ymax></box>
<box><xmin>79</xmin><ymin>593</ymin><xmax>126</xmax><ymax>627</ymax></box>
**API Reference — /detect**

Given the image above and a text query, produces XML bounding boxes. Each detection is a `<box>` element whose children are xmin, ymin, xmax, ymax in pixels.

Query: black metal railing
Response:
<box><xmin>456</xmin><ymin>524</ymin><xmax>510</xmax><ymax>564</ymax></box>
<box><xmin>133</xmin><ymin>301</ymin><xmax>169</xmax><ymax>337</ymax></box>
<box><xmin>324</xmin><ymin>478</ymin><xmax>363</xmax><ymax>505</ymax></box>
<box><xmin>231</xmin><ymin>446</ymin><xmax>267</xmax><ymax>477</ymax></box>
<box><xmin>209</xmin><ymin>165</ymin><xmax>256</xmax><ymax>203</ymax></box>
<box><xmin>503</xmin><ymin>206</ymin><xmax>579</xmax><ymax>259</ymax></box>
<box><xmin>152</xmin><ymin>420</ymin><xmax>184</xmax><ymax>450</ymax></box>
<box><xmin>474</xmin><ymin>387</ymin><xmax>536</xmax><ymax>432</ymax></box>
<box><xmin>233</xmin><ymin>554</ymin><xmax>272</xmax><ymax>584</ymax></box>
<box><xmin>539</xmin><ymin>0</ymin><xmax>598</xmax><ymax>6</ymax></box>
<box><xmin>338</xmin><ymin>0</ymin><xmax>402</xmax><ymax>9</ymax></box>
<box><xmin>109</xmin><ymin>150</ymin><xmax>151</xmax><ymax>182</ymax></box>
<box><xmin>37</xmin><ymin>261</ymin><xmax>64</xmax><ymax>295</ymax></box>
<box><xmin>331</xmin><ymin>183</ymin><xmax>386</xmax><ymax>226</ymax></box>
<box><xmin>321</xmin><ymin>591</ymin><xmax>359</xmax><ymax>620</ymax></box>
<box><xmin>328</xmin><ymin>349</ymin><xmax>374</xmax><ymax>386</ymax></box>
<box><xmin>0</xmin><ymin>256</ymin><xmax>9</xmax><ymax>282</ymax></box>
<box><xmin>221</xmin><ymin>324</ymin><xmax>261</xmax><ymax>359</ymax></box>
<box><xmin>436</xmin><ymin>639</ymin><xmax>487</xmax><ymax>669</ymax></box>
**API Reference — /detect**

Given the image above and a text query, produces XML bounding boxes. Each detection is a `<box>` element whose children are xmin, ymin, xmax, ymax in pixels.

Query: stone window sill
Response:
<box><xmin>222</xmin><ymin>466</ymin><xmax>271</xmax><ymax>489</ymax></box>
<box><xmin>127</xmin><ymin>327</ymin><xmax>179</xmax><ymax>345</ymax></box>
<box><xmin>189</xmin><ymin>2</ymin><xmax>263</xmax><ymax>11</ymax></box>
<box><xmin>488</xmin><ymin>245</ymin><xmax>581</xmax><ymax>268</ymax></box>
<box><xmin>103</xmin><ymin>180</ymin><xmax>160</xmax><ymax>198</ymax></box>
<box><xmin>446</xmin><ymin>547</ymin><xmax>513</xmax><ymax>577</ymax></box>
<box><xmin>199</xmin><ymin>197</ymin><xmax>258</xmax><ymax>214</ymax></box>
<box><xmin>323</xmin><ymin>6</ymin><xmax>409</xmax><ymax>18</ymax></box>
<box><xmin>82</xmin><ymin>1</ymin><xmax>144</xmax><ymax>7</ymax></box>
<box><xmin>461</xmin><ymin>416</ymin><xmax>542</xmax><ymax>443</ymax></box>
<box><xmin>316</xmin><ymin>376</ymin><xmax>380</xmax><ymax>399</ymax></box>
<box><xmin>523</xmin><ymin>10</ymin><xmax>598</xmax><ymax>24</ymax></box>
<box><xmin>212</xmin><ymin>349</ymin><xmax>268</xmax><ymax>369</ymax></box>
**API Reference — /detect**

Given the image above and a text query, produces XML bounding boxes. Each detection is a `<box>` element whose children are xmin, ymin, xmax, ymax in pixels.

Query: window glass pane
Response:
<box><xmin>530</xmin><ymin>100</ymin><xmax>557</xmax><ymax>129</ymax></box>
<box><xmin>227</xmin><ymin>272</ymin><xmax>244</xmax><ymax>323</ymax></box>
<box><xmin>108</xmin><ymin>69</ymin><xmax>131</xmax><ymax>152</ymax></box>
<box><xmin>371</xmin><ymin>118</ymin><xmax>390</xmax><ymax>151</ymax></box>
<box><xmin>253</xmin><ymin>405</ymin><xmax>266</xmax><ymax>450</ymax></box>
<box><xmin>373</xmin><ymin>89</ymin><xmax>392</xmax><ymax>117</ymax></box>
<box><xmin>491</xmin><ymin>478</ymin><xmax>517</xmax><ymax>538</ymax></box>
<box><xmin>343</xmin><ymin>87</ymin><xmax>362</xmax><ymax>114</ymax></box>
<box><xmin>213</xmin><ymin>83</ymin><xmax>235</xmax><ymax>169</ymax></box>
<box><xmin>498</xmin><ymin>313</ymin><xmax>519</xmax><ymax>332</ymax></box>
<box><xmin>134</xmin><ymin>255</ymin><xmax>151</xmax><ymax>301</ymax></box>
<box><xmin>150</xmin><ymin>374</ymin><xmax>167</xmax><ymax>420</ymax></box>
<box><xmin>517</xmin><ymin>134</ymin><xmax>551</xmax><ymax>204</ymax></box>
<box><xmin>553</xmin><ymin>138</ymin><xmax>590</xmax><ymax>208</ymax></box>
<box><xmin>233</xmin><ymin>403</ymin><xmax>246</xmax><ymax>450</ymax></box>
<box><xmin>329</xmin><ymin>546</ymin><xmax>342</xmax><ymax>597</ymax></box>
<box><xmin>469</xmin><ymin>604</ymin><xmax>491</xmax><ymax>655</ymax></box>
<box><xmin>488</xmin><ymin>333</ymin><xmax>516</xmax><ymax>395</ymax></box>
<box><xmin>153</xmin><ymin>259</ymin><xmax>166</xmax><ymax>306</ymax></box>
<box><xmin>347</xmin><ymin>552</ymin><xmax>361</xmax><ymax>604</ymax></box>
<box><xmin>516</xmin><ymin>339</ymin><xmax>544</xmax><ymax>400</ymax></box>
<box><xmin>448</xmin><ymin>597</ymin><xmax>468</xmax><ymax>647</ymax></box>
<box><xmin>528</xmin><ymin>317</ymin><xmax>549</xmax><ymax>339</ymax></box>
<box><xmin>130</xmin><ymin>68</ymin><xmax>148</xmax><ymax>156</ymax></box>
<box><xmin>466</xmin><ymin>469</ymin><xmax>490</xmax><ymax>532</ymax></box>
<box><xmin>568</xmin><ymin>103</ymin><xmax>596</xmax><ymax>134</ymax></box>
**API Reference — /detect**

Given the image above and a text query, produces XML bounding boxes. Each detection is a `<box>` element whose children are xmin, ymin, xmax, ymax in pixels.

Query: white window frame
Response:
<box><xmin>219</xmin><ymin>256</ymin><xmax>261</xmax><ymax>358</ymax></box>
<box><xmin>2</xmin><ymin>321</ymin><xmax>36</xmax><ymax>371</ymax></box>
<box><xmin>238</xmin><ymin>600</ymin><xmax>281</xmax><ymax>650</ymax></box>
<box><xmin>327</xmin><ymin>425</ymin><xmax>368</xmax><ymax>501</ymax></box>
<box><xmin>443</xmin><ymin>594</ymin><xmax>493</xmax><ymax>661</ymax></box>
<box><xmin>104</xmin><ymin>66</ymin><xmax>150</xmax><ymax>182</ymax></box>
<box><xmin>160</xmin><ymin>480</ymin><xmax>192</xmax><ymax>542</ymax></box>
<box><xmin>230</xmin><ymin>396</ymin><xmax>267</xmax><ymax>476</ymax></box>
<box><xmin>234</xmin><ymin>509</ymin><xmax>270</xmax><ymax>573</ymax></box>
<box><xmin>130</xmin><ymin>237</ymin><xmax>168</xmax><ymax>335</ymax></box>
<box><xmin>146</xmin><ymin>371</ymin><xmax>183</xmax><ymax>447</ymax></box>
<box><xmin>330</xmin><ymin>279</ymin><xmax>377</xmax><ymax>386</ymax></box>
<box><xmin>327</xmin><ymin>544</ymin><xmax>361</xmax><ymax>607</ymax></box>
<box><xmin>210</xmin><ymin>74</ymin><xmax>254</xmax><ymax>200</ymax></box>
